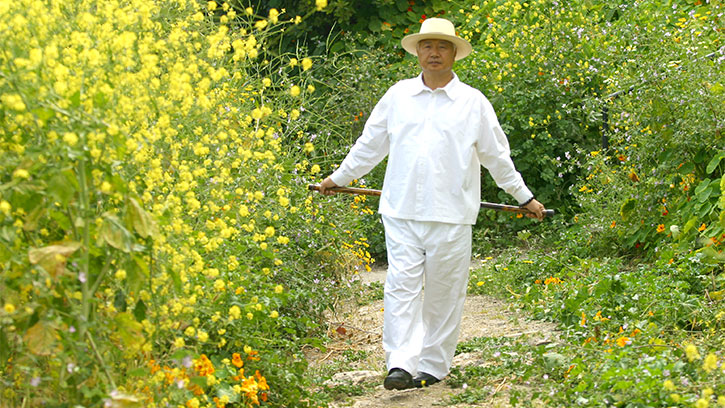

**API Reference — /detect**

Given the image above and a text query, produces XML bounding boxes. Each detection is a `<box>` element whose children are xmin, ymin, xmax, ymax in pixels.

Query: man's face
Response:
<box><xmin>416</xmin><ymin>39</ymin><xmax>456</xmax><ymax>74</ymax></box>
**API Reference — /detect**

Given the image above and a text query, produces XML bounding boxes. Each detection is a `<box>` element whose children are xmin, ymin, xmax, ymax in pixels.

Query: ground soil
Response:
<box><xmin>306</xmin><ymin>263</ymin><xmax>558</xmax><ymax>407</ymax></box>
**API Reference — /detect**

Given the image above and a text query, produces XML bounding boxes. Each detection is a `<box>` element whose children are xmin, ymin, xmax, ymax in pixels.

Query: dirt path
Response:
<box><xmin>307</xmin><ymin>263</ymin><xmax>558</xmax><ymax>407</ymax></box>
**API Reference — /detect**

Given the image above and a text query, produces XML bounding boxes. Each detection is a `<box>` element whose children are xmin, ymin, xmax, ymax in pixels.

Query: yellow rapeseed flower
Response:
<box><xmin>268</xmin><ymin>8</ymin><xmax>279</xmax><ymax>24</ymax></box>
<box><xmin>3</xmin><ymin>303</ymin><xmax>15</xmax><ymax>314</ymax></box>
<box><xmin>275</xmin><ymin>285</ymin><xmax>284</xmax><ymax>294</ymax></box>
<box><xmin>702</xmin><ymin>353</ymin><xmax>718</xmax><ymax>372</ymax></box>
<box><xmin>255</xmin><ymin>19</ymin><xmax>268</xmax><ymax>30</ymax></box>
<box><xmin>685</xmin><ymin>343</ymin><xmax>701</xmax><ymax>361</ymax></box>
<box><xmin>301</xmin><ymin>58</ymin><xmax>312</xmax><ymax>71</ymax></box>
<box><xmin>663</xmin><ymin>380</ymin><xmax>675</xmax><ymax>391</ymax></box>
<box><xmin>229</xmin><ymin>305</ymin><xmax>241</xmax><ymax>320</ymax></box>
<box><xmin>0</xmin><ymin>200</ymin><xmax>11</xmax><ymax>216</ymax></box>
<box><xmin>316</xmin><ymin>0</ymin><xmax>328</xmax><ymax>11</ymax></box>
<box><xmin>289</xmin><ymin>58</ymin><xmax>298</xmax><ymax>67</ymax></box>
<box><xmin>695</xmin><ymin>398</ymin><xmax>709</xmax><ymax>408</ymax></box>
<box><xmin>12</xmin><ymin>168</ymin><xmax>29</xmax><ymax>179</ymax></box>
<box><xmin>63</xmin><ymin>132</ymin><xmax>79</xmax><ymax>146</ymax></box>
<box><xmin>290</xmin><ymin>85</ymin><xmax>301</xmax><ymax>97</ymax></box>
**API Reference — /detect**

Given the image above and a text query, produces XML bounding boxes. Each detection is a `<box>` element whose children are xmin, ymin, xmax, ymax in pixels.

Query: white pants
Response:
<box><xmin>381</xmin><ymin>215</ymin><xmax>472</xmax><ymax>380</ymax></box>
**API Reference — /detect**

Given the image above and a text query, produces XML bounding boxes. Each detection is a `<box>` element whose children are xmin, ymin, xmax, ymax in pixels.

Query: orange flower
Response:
<box><xmin>544</xmin><ymin>277</ymin><xmax>562</xmax><ymax>285</ymax></box>
<box><xmin>247</xmin><ymin>350</ymin><xmax>260</xmax><ymax>361</ymax></box>
<box><xmin>656</xmin><ymin>224</ymin><xmax>665</xmax><ymax>233</ymax></box>
<box><xmin>698</xmin><ymin>223</ymin><xmax>707</xmax><ymax>232</ymax></box>
<box><xmin>616</xmin><ymin>336</ymin><xmax>630</xmax><ymax>347</ymax></box>
<box><xmin>610</xmin><ymin>221</ymin><xmax>616</xmax><ymax>228</ymax></box>
<box><xmin>232</xmin><ymin>353</ymin><xmax>244</xmax><ymax>368</ymax></box>
<box><xmin>193</xmin><ymin>354</ymin><xmax>215</xmax><ymax>376</ymax></box>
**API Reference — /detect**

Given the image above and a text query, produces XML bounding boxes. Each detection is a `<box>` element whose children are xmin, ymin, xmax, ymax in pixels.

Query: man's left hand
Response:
<box><xmin>524</xmin><ymin>199</ymin><xmax>547</xmax><ymax>221</ymax></box>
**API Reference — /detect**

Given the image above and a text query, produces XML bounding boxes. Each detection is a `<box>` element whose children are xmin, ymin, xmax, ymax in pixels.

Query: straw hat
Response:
<box><xmin>401</xmin><ymin>18</ymin><xmax>472</xmax><ymax>61</ymax></box>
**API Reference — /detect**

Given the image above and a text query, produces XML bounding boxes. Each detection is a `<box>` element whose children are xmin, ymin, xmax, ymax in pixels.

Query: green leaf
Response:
<box><xmin>107</xmin><ymin>391</ymin><xmax>144</xmax><ymax>408</ymax></box>
<box><xmin>47</xmin><ymin>169</ymin><xmax>78</xmax><ymax>206</ymax></box>
<box><xmin>127</xmin><ymin>197</ymin><xmax>157</xmax><ymax>239</ymax></box>
<box><xmin>133</xmin><ymin>299</ymin><xmax>147</xmax><ymax>321</ymax></box>
<box><xmin>23</xmin><ymin>320</ymin><xmax>58</xmax><ymax>356</ymax></box>
<box><xmin>32</xmin><ymin>107</ymin><xmax>55</xmax><ymax>122</ymax></box>
<box><xmin>684</xmin><ymin>216</ymin><xmax>699</xmax><ymax>233</ymax></box>
<box><xmin>706</xmin><ymin>152</ymin><xmax>725</xmax><ymax>174</ymax></box>
<box><xmin>28</xmin><ymin>242</ymin><xmax>81</xmax><ymax>278</ymax></box>
<box><xmin>114</xmin><ymin>312</ymin><xmax>145</xmax><ymax>351</ymax></box>
<box><xmin>128</xmin><ymin>367</ymin><xmax>149</xmax><ymax>377</ymax></box>
<box><xmin>93</xmin><ymin>91</ymin><xmax>108</xmax><ymax>108</ymax></box>
<box><xmin>217</xmin><ymin>386</ymin><xmax>240</xmax><ymax>403</ymax></box>
<box><xmin>619</xmin><ymin>198</ymin><xmax>636</xmax><ymax>221</ymax></box>
<box><xmin>542</xmin><ymin>352</ymin><xmax>567</xmax><ymax>370</ymax></box>
<box><xmin>679</xmin><ymin>162</ymin><xmax>695</xmax><ymax>174</ymax></box>
<box><xmin>189</xmin><ymin>376</ymin><xmax>208</xmax><ymax>387</ymax></box>
<box><xmin>710</xmin><ymin>82</ymin><xmax>724</xmax><ymax>95</ymax></box>
<box><xmin>100</xmin><ymin>213</ymin><xmax>134</xmax><ymax>252</ymax></box>
<box><xmin>170</xmin><ymin>349</ymin><xmax>192</xmax><ymax>361</ymax></box>
<box><xmin>69</xmin><ymin>90</ymin><xmax>81</xmax><ymax>107</ymax></box>
<box><xmin>0</xmin><ymin>329</ymin><xmax>9</xmax><ymax>362</ymax></box>
<box><xmin>695</xmin><ymin>178</ymin><xmax>712</xmax><ymax>197</ymax></box>
<box><xmin>368</xmin><ymin>17</ymin><xmax>382</xmax><ymax>32</ymax></box>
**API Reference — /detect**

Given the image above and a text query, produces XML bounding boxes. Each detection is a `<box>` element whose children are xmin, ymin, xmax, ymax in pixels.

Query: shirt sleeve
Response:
<box><xmin>329</xmin><ymin>89</ymin><xmax>392</xmax><ymax>187</ymax></box>
<box><xmin>476</xmin><ymin>98</ymin><xmax>534</xmax><ymax>205</ymax></box>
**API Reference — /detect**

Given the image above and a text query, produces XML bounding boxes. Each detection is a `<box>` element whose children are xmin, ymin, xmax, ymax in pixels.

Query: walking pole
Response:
<box><xmin>308</xmin><ymin>184</ymin><xmax>555</xmax><ymax>218</ymax></box>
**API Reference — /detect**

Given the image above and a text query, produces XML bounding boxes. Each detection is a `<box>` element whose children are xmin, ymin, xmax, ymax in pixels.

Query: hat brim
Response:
<box><xmin>401</xmin><ymin>33</ymin><xmax>472</xmax><ymax>61</ymax></box>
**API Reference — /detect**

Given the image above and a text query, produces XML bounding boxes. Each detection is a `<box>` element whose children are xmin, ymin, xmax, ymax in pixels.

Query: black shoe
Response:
<box><xmin>413</xmin><ymin>372</ymin><xmax>440</xmax><ymax>388</ymax></box>
<box><xmin>383</xmin><ymin>368</ymin><xmax>414</xmax><ymax>390</ymax></box>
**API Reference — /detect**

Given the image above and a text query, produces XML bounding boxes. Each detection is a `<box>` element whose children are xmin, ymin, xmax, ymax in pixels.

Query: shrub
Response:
<box><xmin>0</xmin><ymin>1</ymin><xmax>370</xmax><ymax>406</ymax></box>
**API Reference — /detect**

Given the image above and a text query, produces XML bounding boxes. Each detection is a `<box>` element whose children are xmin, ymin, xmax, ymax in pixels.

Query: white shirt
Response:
<box><xmin>329</xmin><ymin>73</ymin><xmax>533</xmax><ymax>225</ymax></box>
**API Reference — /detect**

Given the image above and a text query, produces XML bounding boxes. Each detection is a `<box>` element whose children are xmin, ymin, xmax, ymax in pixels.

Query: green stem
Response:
<box><xmin>86</xmin><ymin>331</ymin><xmax>116</xmax><ymax>390</ymax></box>
<box><xmin>77</xmin><ymin>157</ymin><xmax>92</xmax><ymax>339</ymax></box>
<box><xmin>89</xmin><ymin>254</ymin><xmax>114</xmax><ymax>297</ymax></box>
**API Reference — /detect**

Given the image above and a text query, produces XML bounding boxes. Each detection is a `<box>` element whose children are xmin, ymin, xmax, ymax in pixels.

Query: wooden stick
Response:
<box><xmin>307</xmin><ymin>184</ymin><xmax>555</xmax><ymax>217</ymax></box>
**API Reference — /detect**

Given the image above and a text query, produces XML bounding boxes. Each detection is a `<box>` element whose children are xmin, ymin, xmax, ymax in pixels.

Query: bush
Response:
<box><xmin>0</xmin><ymin>1</ymin><xmax>371</xmax><ymax>406</ymax></box>
<box><xmin>572</xmin><ymin>0</ymin><xmax>724</xmax><ymax>260</ymax></box>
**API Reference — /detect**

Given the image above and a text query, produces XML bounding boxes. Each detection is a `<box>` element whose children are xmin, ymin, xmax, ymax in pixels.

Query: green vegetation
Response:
<box><xmin>0</xmin><ymin>0</ymin><xmax>722</xmax><ymax>406</ymax></box>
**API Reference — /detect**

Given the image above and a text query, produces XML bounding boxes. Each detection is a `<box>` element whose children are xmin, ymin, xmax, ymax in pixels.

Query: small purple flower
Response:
<box><xmin>30</xmin><ymin>377</ymin><xmax>41</xmax><ymax>387</ymax></box>
<box><xmin>182</xmin><ymin>356</ymin><xmax>193</xmax><ymax>368</ymax></box>
<box><xmin>79</xmin><ymin>272</ymin><xmax>87</xmax><ymax>283</ymax></box>
<box><xmin>69</xmin><ymin>326</ymin><xmax>76</xmax><ymax>333</ymax></box>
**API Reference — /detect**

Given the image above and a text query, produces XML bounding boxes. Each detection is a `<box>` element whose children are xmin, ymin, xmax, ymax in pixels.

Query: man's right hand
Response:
<box><xmin>318</xmin><ymin>177</ymin><xmax>339</xmax><ymax>195</ymax></box>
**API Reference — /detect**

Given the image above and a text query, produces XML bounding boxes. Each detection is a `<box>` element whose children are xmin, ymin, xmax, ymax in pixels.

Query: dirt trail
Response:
<box><xmin>308</xmin><ymin>263</ymin><xmax>558</xmax><ymax>408</ymax></box>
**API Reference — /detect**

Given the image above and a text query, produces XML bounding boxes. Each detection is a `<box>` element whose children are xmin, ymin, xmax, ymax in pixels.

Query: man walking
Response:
<box><xmin>317</xmin><ymin>17</ymin><xmax>546</xmax><ymax>390</ymax></box>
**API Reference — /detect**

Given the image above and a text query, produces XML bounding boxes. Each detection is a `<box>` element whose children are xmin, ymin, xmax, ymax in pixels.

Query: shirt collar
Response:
<box><xmin>410</xmin><ymin>72</ymin><xmax>461</xmax><ymax>100</ymax></box>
